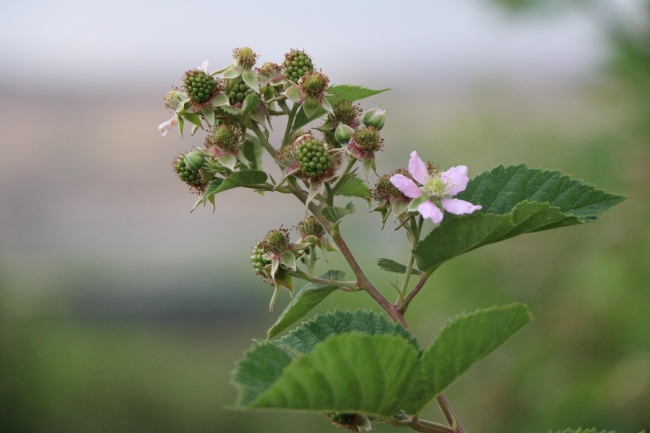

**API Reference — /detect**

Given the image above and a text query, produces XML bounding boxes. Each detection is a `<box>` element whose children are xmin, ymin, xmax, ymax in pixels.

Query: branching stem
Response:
<box><xmin>282</xmin><ymin>102</ymin><xmax>300</xmax><ymax>147</ymax></box>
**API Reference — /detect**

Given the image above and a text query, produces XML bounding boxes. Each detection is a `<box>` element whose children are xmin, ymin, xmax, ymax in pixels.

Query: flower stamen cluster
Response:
<box><xmin>206</xmin><ymin>124</ymin><xmax>242</xmax><ymax>152</ymax></box>
<box><xmin>259</xmin><ymin>228</ymin><xmax>291</xmax><ymax>255</ymax></box>
<box><xmin>332</xmin><ymin>100</ymin><xmax>361</xmax><ymax>127</ymax></box>
<box><xmin>351</xmin><ymin>127</ymin><xmax>383</xmax><ymax>153</ymax></box>
<box><xmin>232</xmin><ymin>47</ymin><xmax>259</xmax><ymax>70</ymax></box>
<box><xmin>297</xmin><ymin>215</ymin><xmax>325</xmax><ymax>238</ymax></box>
<box><xmin>300</xmin><ymin>71</ymin><xmax>330</xmax><ymax>100</ymax></box>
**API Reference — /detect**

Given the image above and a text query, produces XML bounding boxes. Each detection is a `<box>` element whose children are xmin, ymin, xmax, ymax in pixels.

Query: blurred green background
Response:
<box><xmin>1</xmin><ymin>1</ymin><xmax>648</xmax><ymax>432</ymax></box>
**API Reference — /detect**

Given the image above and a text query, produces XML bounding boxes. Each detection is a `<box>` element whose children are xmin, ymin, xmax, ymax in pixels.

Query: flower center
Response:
<box><xmin>424</xmin><ymin>176</ymin><xmax>446</xmax><ymax>197</ymax></box>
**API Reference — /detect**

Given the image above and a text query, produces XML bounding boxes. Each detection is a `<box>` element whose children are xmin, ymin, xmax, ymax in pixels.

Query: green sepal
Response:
<box><xmin>362</xmin><ymin>156</ymin><xmax>376</xmax><ymax>177</ymax></box>
<box><xmin>241</xmin><ymin>93</ymin><xmax>261</xmax><ymax>114</ymax></box>
<box><xmin>280</xmin><ymin>250</ymin><xmax>297</xmax><ymax>271</ymax></box>
<box><xmin>190</xmin><ymin>124</ymin><xmax>200</xmax><ymax>136</ymax></box>
<box><xmin>407</xmin><ymin>194</ymin><xmax>429</xmax><ymax>212</ymax></box>
<box><xmin>241</xmin><ymin>68</ymin><xmax>259</xmax><ymax>93</ymax></box>
<box><xmin>177</xmin><ymin>115</ymin><xmax>185</xmax><ymax>136</ymax></box>
<box><xmin>321</xmin><ymin>96</ymin><xmax>333</xmax><ymax>114</ymax></box>
<box><xmin>283</xmin><ymin>85</ymin><xmax>301</xmax><ymax>102</ymax></box>
<box><xmin>183</xmin><ymin>112</ymin><xmax>203</xmax><ymax>128</ymax></box>
<box><xmin>202</xmin><ymin>108</ymin><xmax>215</xmax><ymax>127</ymax></box>
<box><xmin>211</xmin><ymin>92</ymin><xmax>230</xmax><ymax>107</ymax></box>
<box><xmin>302</xmin><ymin>98</ymin><xmax>320</xmax><ymax>118</ymax></box>
<box><xmin>217</xmin><ymin>153</ymin><xmax>237</xmax><ymax>170</ymax></box>
<box><xmin>199</xmin><ymin>168</ymin><xmax>217</xmax><ymax>184</ymax></box>
<box><xmin>222</xmin><ymin>65</ymin><xmax>241</xmax><ymax>79</ymax></box>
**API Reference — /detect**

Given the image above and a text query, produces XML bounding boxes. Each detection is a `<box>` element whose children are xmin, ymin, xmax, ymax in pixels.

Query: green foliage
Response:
<box><xmin>376</xmin><ymin>258</ymin><xmax>422</xmax><ymax>275</ymax></box>
<box><xmin>415</xmin><ymin>303</ymin><xmax>532</xmax><ymax>411</ymax></box>
<box><xmin>333</xmin><ymin>173</ymin><xmax>371</xmax><ymax>198</ymax></box>
<box><xmin>202</xmin><ymin>170</ymin><xmax>267</xmax><ymax>205</ymax></box>
<box><xmin>322</xmin><ymin>202</ymin><xmax>355</xmax><ymax>223</ymax></box>
<box><xmin>555</xmin><ymin>429</ymin><xmax>616</xmax><ymax>433</ymax></box>
<box><xmin>245</xmin><ymin>333</ymin><xmax>425</xmax><ymax>418</ymax></box>
<box><xmin>414</xmin><ymin>165</ymin><xmax>625</xmax><ymax>272</ymax></box>
<box><xmin>293</xmin><ymin>84</ymin><xmax>390</xmax><ymax>129</ymax></box>
<box><xmin>266</xmin><ymin>270</ymin><xmax>346</xmax><ymax>339</ymax></box>
<box><xmin>232</xmin><ymin>342</ymin><xmax>293</xmax><ymax>406</ymax></box>
<box><xmin>276</xmin><ymin>310</ymin><xmax>418</xmax><ymax>354</ymax></box>
<box><xmin>242</xmin><ymin>136</ymin><xmax>263</xmax><ymax>171</ymax></box>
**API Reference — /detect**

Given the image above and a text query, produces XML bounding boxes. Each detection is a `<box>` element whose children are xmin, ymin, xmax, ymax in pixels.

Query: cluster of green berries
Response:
<box><xmin>227</xmin><ymin>77</ymin><xmax>250</xmax><ymax>105</ymax></box>
<box><xmin>260</xmin><ymin>228</ymin><xmax>291</xmax><ymax>254</ymax></box>
<box><xmin>173</xmin><ymin>155</ymin><xmax>203</xmax><ymax>188</ymax></box>
<box><xmin>251</xmin><ymin>245</ymin><xmax>271</xmax><ymax>272</ymax></box>
<box><xmin>183</xmin><ymin>70</ymin><xmax>217</xmax><ymax>104</ymax></box>
<box><xmin>300</xmin><ymin>71</ymin><xmax>329</xmax><ymax>99</ymax></box>
<box><xmin>284</xmin><ymin>50</ymin><xmax>313</xmax><ymax>81</ymax></box>
<box><xmin>296</xmin><ymin>138</ymin><xmax>333</xmax><ymax>178</ymax></box>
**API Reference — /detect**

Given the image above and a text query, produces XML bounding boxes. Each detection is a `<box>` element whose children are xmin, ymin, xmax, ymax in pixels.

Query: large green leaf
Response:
<box><xmin>334</xmin><ymin>173</ymin><xmax>371</xmax><ymax>198</ymax></box>
<box><xmin>322</xmin><ymin>202</ymin><xmax>355</xmax><ymax>223</ymax></box>
<box><xmin>202</xmin><ymin>170</ymin><xmax>267</xmax><ymax>204</ymax></box>
<box><xmin>276</xmin><ymin>310</ymin><xmax>418</xmax><ymax>354</ymax></box>
<box><xmin>233</xmin><ymin>342</ymin><xmax>294</xmax><ymax>406</ymax></box>
<box><xmin>556</xmin><ymin>430</ymin><xmax>616</xmax><ymax>433</ymax></box>
<box><xmin>245</xmin><ymin>333</ymin><xmax>426</xmax><ymax>418</ymax></box>
<box><xmin>376</xmin><ymin>258</ymin><xmax>422</xmax><ymax>275</ymax></box>
<box><xmin>414</xmin><ymin>303</ymin><xmax>532</xmax><ymax>411</ymax></box>
<box><xmin>266</xmin><ymin>270</ymin><xmax>346</xmax><ymax>339</ymax></box>
<box><xmin>293</xmin><ymin>84</ymin><xmax>390</xmax><ymax>130</ymax></box>
<box><xmin>413</xmin><ymin>165</ymin><xmax>625</xmax><ymax>273</ymax></box>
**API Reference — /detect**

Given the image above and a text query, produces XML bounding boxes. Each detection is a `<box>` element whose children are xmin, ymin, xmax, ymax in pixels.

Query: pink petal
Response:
<box><xmin>418</xmin><ymin>200</ymin><xmax>444</xmax><ymax>224</ymax></box>
<box><xmin>441</xmin><ymin>198</ymin><xmax>482</xmax><ymax>215</ymax></box>
<box><xmin>440</xmin><ymin>165</ymin><xmax>469</xmax><ymax>196</ymax></box>
<box><xmin>390</xmin><ymin>174</ymin><xmax>424</xmax><ymax>199</ymax></box>
<box><xmin>158</xmin><ymin>116</ymin><xmax>178</xmax><ymax>136</ymax></box>
<box><xmin>408</xmin><ymin>151</ymin><xmax>428</xmax><ymax>185</ymax></box>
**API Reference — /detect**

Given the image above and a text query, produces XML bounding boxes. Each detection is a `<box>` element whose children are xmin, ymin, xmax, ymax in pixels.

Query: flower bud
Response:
<box><xmin>362</xmin><ymin>107</ymin><xmax>386</xmax><ymax>130</ymax></box>
<box><xmin>351</xmin><ymin>127</ymin><xmax>384</xmax><ymax>153</ymax></box>
<box><xmin>297</xmin><ymin>215</ymin><xmax>325</xmax><ymax>238</ymax></box>
<box><xmin>183</xmin><ymin>69</ymin><xmax>219</xmax><ymax>104</ymax></box>
<box><xmin>260</xmin><ymin>228</ymin><xmax>291</xmax><ymax>255</ymax></box>
<box><xmin>335</xmin><ymin>123</ymin><xmax>354</xmax><ymax>145</ymax></box>
<box><xmin>300</xmin><ymin>71</ymin><xmax>330</xmax><ymax>99</ymax></box>
<box><xmin>283</xmin><ymin>49</ymin><xmax>314</xmax><ymax>81</ymax></box>
<box><xmin>232</xmin><ymin>46</ymin><xmax>259</xmax><ymax>70</ymax></box>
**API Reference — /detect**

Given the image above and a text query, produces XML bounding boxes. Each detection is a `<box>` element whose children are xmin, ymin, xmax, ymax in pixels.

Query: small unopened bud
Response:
<box><xmin>335</xmin><ymin>124</ymin><xmax>354</xmax><ymax>145</ymax></box>
<box><xmin>300</xmin><ymin>71</ymin><xmax>330</xmax><ymax>99</ymax></box>
<box><xmin>297</xmin><ymin>216</ymin><xmax>325</xmax><ymax>238</ymax></box>
<box><xmin>260</xmin><ymin>228</ymin><xmax>291</xmax><ymax>254</ymax></box>
<box><xmin>232</xmin><ymin>46</ymin><xmax>259</xmax><ymax>70</ymax></box>
<box><xmin>283</xmin><ymin>49</ymin><xmax>314</xmax><ymax>81</ymax></box>
<box><xmin>351</xmin><ymin>127</ymin><xmax>383</xmax><ymax>153</ymax></box>
<box><xmin>362</xmin><ymin>107</ymin><xmax>386</xmax><ymax>130</ymax></box>
<box><xmin>183</xmin><ymin>151</ymin><xmax>205</xmax><ymax>171</ymax></box>
<box><xmin>206</xmin><ymin>124</ymin><xmax>242</xmax><ymax>151</ymax></box>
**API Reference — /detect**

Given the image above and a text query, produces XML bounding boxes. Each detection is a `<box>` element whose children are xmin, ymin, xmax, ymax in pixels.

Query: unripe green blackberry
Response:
<box><xmin>300</xmin><ymin>71</ymin><xmax>330</xmax><ymax>99</ymax></box>
<box><xmin>206</xmin><ymin>124</ymin><xmax>242</xmax><ymax>151</ymax></box>
<box><xmin>351</xmin><ymin>126</ymin><xmax>384</xmax><ymax>153</ymax></box>
<box><xmin>183</xmin><ymin>69</ymin><xmax>218</xmax><ymax>104</ymax></box>
<box><xmin>295</xmin><ymin>137</ymin><xmax>333</xmax><ymax>178</ymax></box>
<box><xmin>297</xmin><ymin>215</ymin><xmax>325</xmax><ymax>238</ymax></box>
<box><xmin>260</xmin><ymin>228</ymin><xmax>291</xmax><ymax>255</ymax></box>
<box><xmin>251</xmin><ymin>244</ymin><xmax>271</xmax><ymax>271</ymax></box>
<box><xmin>172</xmin><ymin>153</ymin><xmax>204</xmax><ymax>190</ymax></box>
<box><xmin>332</xmin><ymin>100</ymin><xmax>361</xmax><ymax>126</ymax></box>
<box><xmin>283</xmin><ymin>49</ymin><xmax>314</xmax><ymax>81</ymax></box>
<box><xmin>226</xmin><ymin>76</ymin><xmax>250</xmax><ymax>105</ymax></box>
<box><xmin>232</xmin><ymin>47</ymin><xmax>259</xmax><ymax>70</ymax></box>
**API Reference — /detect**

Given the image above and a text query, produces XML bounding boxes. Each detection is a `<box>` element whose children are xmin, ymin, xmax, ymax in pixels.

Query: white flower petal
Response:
<box><xmin>158</xmin><ymin>116</ymin><xmax>178</xmax><ymax>136</ymax></box>
<box><xmin>418</xmin><ymin>200</ymin><xmax>444</xmax><ymax>223</ymax></box>
<box><xmin>390</xmin><ymin>174</ymin><xmax>424</xmax><ymax>199</ymax></box>
<box><xmin>408</xmin><ymin>151</ymin><xmax>428</xmax><ymax>185</ymax></box>
<box><xmin>441</xmin><ymin>165</ymin><xmax>469</xmax><ymax>196</ymax></box>
<box><xmin>197</xmin><ymin>60</ymin><xmax>209</xmax><ymax>73</ymax></box>
<box><xmin>441</xmin><ymin>198</ymin><xmax>482</xmax><ymax>215</ymax></box>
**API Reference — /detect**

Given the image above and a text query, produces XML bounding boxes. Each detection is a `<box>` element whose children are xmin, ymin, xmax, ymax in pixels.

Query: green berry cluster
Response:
<box><xmin>284</xmin><ymin>50</ymin><xmax>313</xmax><ymax>81</ymax></box>
<box><xmin>173</xmin><ymin>155</ymin><xmax>203</xmax><ymax>188</ymax></box>
<box><xmin>251</xmin><ymin>245</ymin><xmax>271</xmax><ymax>271</ymax></box>
<box><xmin>296</xmin><ymin>138</ymin><xmax>333</xmax><ymax>178</ymax></box>
<box><xmin>227</xmin><ymin>77</ymin><xmax>249</xmax><ymax>105</ymax></box>
<box><xmin>183</xmin><ymin>70</ymin><xmax>217</xmax><ymax>104</ymax></box>
<box><xmin>352</xmin><ymin>126</ymin><xmax>383</xmax><ymax>153</ymax></box>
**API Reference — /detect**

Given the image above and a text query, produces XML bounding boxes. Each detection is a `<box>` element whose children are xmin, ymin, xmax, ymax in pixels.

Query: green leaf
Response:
<box><xmin>376</xmin><ymin>258</ymin><xmax>422</xmax><ymax>275</ymax></box>
<box><xmin>293</xmin><ymin>84</ymin><xmax>390</xmax><ymax>130</ymax></box>
<box><xmin>414</xmin><ymin>303</ymin><xmax>532</xmax><ymax>411</ymax></box>
<box><xmin>276</xmin><ymin>309</ymin><xmax>419</xmax><ymax>354</ymax></box>
<box><xmin>266</xmin><ymin>270</ymin><xmax>346</xmax><ymax>339</ymax></box>
<box><xmin>322</xmin><ymin>202</ymin><xmax>355</xmax><ymax>223</ymax></box>
<box><xmin>413</xmin><ymin>165</ymin><xmax>625</xmax><ymax>273</ymax></box>
<box><xmin>241</xmin><ymin>93</ymin><xmax>261</xmax><ymax>114</ymax></box>
<box><xmin>334</xmin><ymin>173</ymin><xmax>370</xmax><ymax>198</ymax></box>
<box><xmin>232</xmin><ymin>342</ymin><xmax>294</xmax><ymax>406</ymax></box>
<box><xmin>245</xmin><ymin>333</ymin><xmax>426</xmax><ymax>418</ymax></box>
<box><xmin>555</xmin><ymin>429</ymin><xmax>616</xmax><ymax>433</ymax></box>
<box><xmin>202</xmin><ymin>170</ymin><xmax>267</xmax><ymax>204</ymax></box>
<box><xmin>456</xmin><ymin>164</ymin><xmax>625</xmax><ymax>223</ymax></box>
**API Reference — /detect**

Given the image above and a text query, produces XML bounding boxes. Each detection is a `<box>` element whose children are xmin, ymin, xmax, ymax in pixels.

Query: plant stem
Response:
<box><xmin>324</xmin><ymin>183</ymin><xmax>334</xmax><ymax>207</ymax></box>
<box><xmin>249</xmin><ymin>122</ymin><xmax>276</xmax><ymax>158</ymax></box>
<box><xmin>436</xmin><ymin>394</ymin><xmax>466</xmax><ymax>433</ymax></box>
<box><xmin>281</xmin><ymin>102</ymin><xmax>300</xmax><ymax>147</ymax></box>
<box><xmin>307</xmin><ymin>244</ymin><xmax>316</xmax><ymax>276</ymax></box>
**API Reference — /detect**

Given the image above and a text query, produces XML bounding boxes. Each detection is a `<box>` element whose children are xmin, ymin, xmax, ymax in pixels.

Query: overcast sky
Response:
<box><xmin>0</xmin><ymin>0</ymin><xmax>610</xmax><ymax>96</ymax></box>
